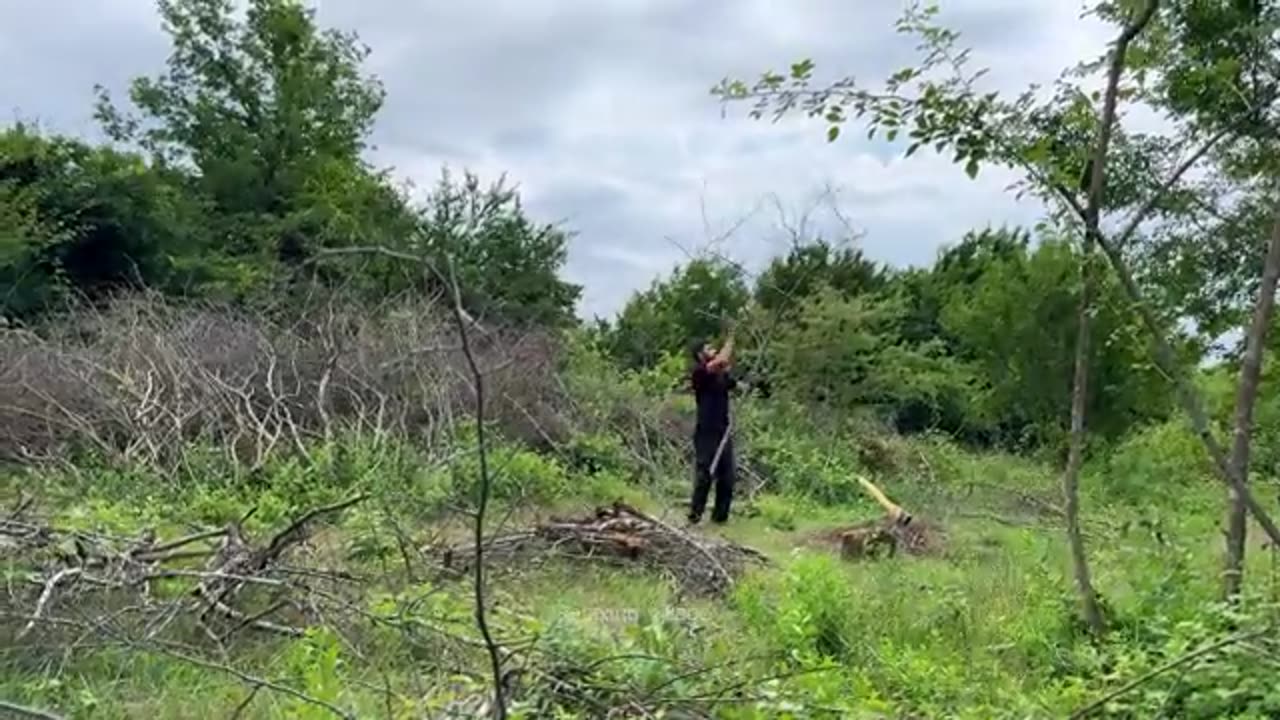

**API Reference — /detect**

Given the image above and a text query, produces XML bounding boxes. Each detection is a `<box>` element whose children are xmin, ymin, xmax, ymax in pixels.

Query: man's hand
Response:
<box><xmin>707</xmin><ymin>327</ymin><xmax>735</xmax><ymax>372</ymax></box>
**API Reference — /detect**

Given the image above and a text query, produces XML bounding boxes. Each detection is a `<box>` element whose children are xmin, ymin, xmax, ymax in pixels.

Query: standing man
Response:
<box><xmin>687</xmin><ymin>328</ymin><xmax>736</xmax><ymax>525</ymax></box>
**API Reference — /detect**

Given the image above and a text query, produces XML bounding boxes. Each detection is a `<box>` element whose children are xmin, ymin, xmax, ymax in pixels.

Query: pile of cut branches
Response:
<box><xmin>1</xmin><ymin>493</ymin><xmax>367</xmax><ymax>655</ymax></box>
<box><xmin>441</xmin><ymin>502</ymin><xmax>769</xmax><ymax>596</ymax></box>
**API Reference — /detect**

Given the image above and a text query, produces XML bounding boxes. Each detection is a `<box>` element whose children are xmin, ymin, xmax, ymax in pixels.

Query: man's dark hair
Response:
<box><xmin>688</xmin><ymin>337</ymin><xmax>707</xmax><ymax>363</ymax></box>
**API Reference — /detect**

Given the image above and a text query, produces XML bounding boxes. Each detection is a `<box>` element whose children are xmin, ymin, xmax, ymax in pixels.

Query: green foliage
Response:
<box><xmin>765</xmin><ymin>285</ymin><xmax>976</xmax><ymax>434</ymax></box>
<box><xmin>454</xmin><ymin>435</ymin><xmax>573</xmax><ymax>503</ymax></box>
<box><xmin>411</xmin><ymin>169</ymin><xmax>582</xmax><ymax>327</ymax></box>
<box><xmin>716</xmin><ymin>1</ymin><xmax>1187</xmax><ymax>222</ymax></box>
<box><xmin>7</xmin><ymin>371</ymin><xmax>1280</xmax><ymax>718</ymax></box>
<box><xmin>281</xmin><ymin>628</ymin><xmax>349</xmax><ymax>718</ymax></box>
<box><xmin>97</xmin><ymin>0</ymin><xmax>383</xmax><ymax>169</ymax></box>
<box><xmin>1123</xmin><ymin>0</ymin><xmax>1280</xmax><ymax>341</ymax></box>
<box><xmin>1101</xmin><ymin>418</ymin><xmax>1214</xmax><ymax>503</ymax></box>
<box><xmin>9</xmin><ymin>1</ymin><xmax>1280</xmax><ymax>717</ymax></box>
<box><xmin>939</xmin><ymin>235</ymin><xmax>1172</xmax><ymax>446</ymax></box>
<box><xmin>1137</xmin><ymin>190</ymin><xmax>1273</xmax><ymax>342</ymax></box>
<box><xmin>595</xmin><ymin>223</ymin><xmax>1179</xmax><ymax>450</ymax></box>
<box><xmin>754</xmin><ymin>238</ymin><xmax>887</xmax><ymax>317</ymax></box>
<box><xmin>741</xmin><ymin>404</ymin><xmax>879</xmax><ymax>506</ymax></box>
<box><xmin>91</xmin><ymin>0</ymin><xmax>406</xmax><ymax>286</ymax></box>
<box><xmin>601</xmin><ymin>257</ymin><xmax>749</xmax><ymax>369</ymax></box>
<box><xmin>1141</xmin><ymin>0</ymin><xmax>1280</xmax><ymax>149</ymax></box>
<box><xmin>735</xmin><ymin>554</ymin><xmax>854</xmax><ymax>662</ymax></box>
<box><xmin>755</xmin><ymin>494</ymin><xmax>799</xmax><ymax>531</ymax></box>
<box><xmin>0</xmin><ymin>0</ymin><xmax>576</xmax><ymax>323</ymax></box>
<box><xmin>0</xmin><ymin>125</ymin><xmax>210</xmax><ymax>317</ymax></box>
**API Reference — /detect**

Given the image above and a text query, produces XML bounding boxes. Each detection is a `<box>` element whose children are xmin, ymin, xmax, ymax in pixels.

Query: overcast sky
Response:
<box><xmin>0</xmin><ymin>0</ymin><xmax>1115</xmax><ymax>318</ymax></box>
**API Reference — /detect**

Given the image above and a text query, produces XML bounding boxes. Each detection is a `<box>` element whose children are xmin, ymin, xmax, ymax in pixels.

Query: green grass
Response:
<box><xmin>3</xmin><ymin>421</ymin><xmax>1280</xmax><ymax>719</ymax></box>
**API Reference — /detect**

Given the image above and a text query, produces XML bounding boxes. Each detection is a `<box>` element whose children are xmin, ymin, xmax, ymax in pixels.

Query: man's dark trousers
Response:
<box><xmin>691</xmin><ymin>426</ymin><xmax>735</xmax><ymax>523</ymax></box>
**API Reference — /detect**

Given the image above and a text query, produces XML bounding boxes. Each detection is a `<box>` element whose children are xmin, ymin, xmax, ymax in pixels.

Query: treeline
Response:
<box><xmin>0</xmin><ymin>0</ymin><xmax>1268</xmax><ymax>464</ymax></box>
<box><xmin>0</xmin><ymin>0</ymin><xmax>578</xmax><ymax>327</ymax></box>
<box><xmin>592</xmin><ymin>229</ymin><xmax>1186</xmax><ymax>450</ymax></box>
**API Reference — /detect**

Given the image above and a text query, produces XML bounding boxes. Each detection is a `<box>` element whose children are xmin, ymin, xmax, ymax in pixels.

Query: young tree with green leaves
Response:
<box><xmin>714</xmin><ymin>0</ymin><xmax>1280</xmax><ymax>625</ymax></box>
<box><xmin>1122</xmin><ymin>0</ymin><xmax>1280</xmax><ymax>598</ymax></box>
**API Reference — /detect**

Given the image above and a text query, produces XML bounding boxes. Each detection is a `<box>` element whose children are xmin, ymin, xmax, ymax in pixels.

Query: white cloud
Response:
<box><xmin>1</xmin><ymin>0</ymin><xmax>1120</xmax><ymax>318</ymax></box>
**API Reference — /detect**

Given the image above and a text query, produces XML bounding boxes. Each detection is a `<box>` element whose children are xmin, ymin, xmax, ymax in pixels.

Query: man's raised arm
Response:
<box><xmin>706</xmin><ymin>331</ymin><xmax>734</xmax><ymax>372</ymax></box>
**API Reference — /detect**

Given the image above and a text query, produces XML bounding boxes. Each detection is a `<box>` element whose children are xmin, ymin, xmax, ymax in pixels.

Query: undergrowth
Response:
<box><xmin>3</xmin><ymin>353</ymin><xmax>1280</xmax><ymax>719</ymax></box>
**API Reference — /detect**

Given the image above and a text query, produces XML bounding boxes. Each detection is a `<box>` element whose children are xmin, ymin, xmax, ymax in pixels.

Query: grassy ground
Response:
<box><xmin>2</xmin><ymin>425</ymin><xmax>1279</xmax><ymax>719</ymax></box>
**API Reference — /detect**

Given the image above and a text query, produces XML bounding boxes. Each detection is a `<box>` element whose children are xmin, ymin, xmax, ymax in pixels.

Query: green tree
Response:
<box><xmin>765</xmin><ymin>285</ymin><xmax>976</xmax><ymax>433</ymax></box>
<box><xmin>0</xmin><ymin>125</ymin><xmax>206</xmax><ymax>318</ymax></box>
<box><xmin>886</xmin><ymin>226</ymin><xmax>1032</xmax><ymax>352</ymax></box>
<box><xmin>94</xmin><ymin>0</ymin><xmax>407</xmax><ymax>278</ymax></box>
<box><xmin>940</xmin><ymin>236</ymin><xmax>1171</xmax><ymax>448</ymax></box>
<box><xmin>603</xmin><ymin>258</ymin><xmax>749</xmax><ymax>370</ymax></box>
<box><xmin>712</xmin><ymin>0</ymin><xmax>1174</xmax><ymax>636</ymax></box>
<box><xmin>715</xmin><ymin>0</ymin><xmax>1280</xmax><ymax>622</ymax></box>
<box><xmin>413</xmin><ymin>169</ymin><xmax>582</xmax><ymax>327</ymax></box>
<box><xmin>753</xmin><ymin>239</ymin><xmax>886</xmax><ymax>317</ymax></box>
<box><xmin>1123</xmin><ymin>0</ymin><xmax>1280</xmax><ymax>598</ymax></box>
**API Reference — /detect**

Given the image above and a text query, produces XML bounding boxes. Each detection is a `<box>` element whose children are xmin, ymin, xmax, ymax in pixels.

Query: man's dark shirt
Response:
<box><xmin>691</xmin><ymin>362</ymin><xmax>736</xmax><ymax>436</ymax></box>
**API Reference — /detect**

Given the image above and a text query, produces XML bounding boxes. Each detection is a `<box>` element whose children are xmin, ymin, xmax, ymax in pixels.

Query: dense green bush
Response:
<box><xmin>598</xmin><ymin>229</ymin><xmax>1183</xmax><ymax>454</ymax></box>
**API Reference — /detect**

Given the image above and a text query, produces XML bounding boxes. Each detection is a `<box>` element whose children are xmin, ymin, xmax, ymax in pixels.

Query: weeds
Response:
<box><xmin>3</xmin><ymin>300</ymin><xmax>1280</xmax><ymax>719</ymax></box>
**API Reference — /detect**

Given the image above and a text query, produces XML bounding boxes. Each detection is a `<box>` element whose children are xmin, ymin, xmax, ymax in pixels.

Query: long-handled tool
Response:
<box><xmin>856</xmin><ymin>475</ymin><xmax>913</xmax><ymax>526</ymax></box>
<box><xmin>709</xmin><ymin>420</ymin><xmax>732</xmax><ymax>476</ymax></box>
<box><xmin>706</xmin><ymin>320</ymin><xmax>738</xmax><ymax>478</ymax></box>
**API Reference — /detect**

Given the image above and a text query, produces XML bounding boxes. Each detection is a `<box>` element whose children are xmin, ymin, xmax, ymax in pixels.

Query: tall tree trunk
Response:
<box><xmin>1045</xmin><ymin>0</ymin><xmax>1280</xmax><ymax>556</ymax></box>
<box><xmin>1056</xmin><ymin>0</ymin><xmax>1158</xmax><ymax>636</ymax></box>
<box><xmin>1223</xmin><ymin>199</ymin><xmax>1280</xmax><ymax>599</ymax></box>
<box><xmin>1065</xmin><ymin>248</ymin><xmax>1106</xmax><ymax>634</ymax></box>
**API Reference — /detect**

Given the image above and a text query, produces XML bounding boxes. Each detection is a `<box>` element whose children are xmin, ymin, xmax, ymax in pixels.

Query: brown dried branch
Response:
<box><xmin>16</xmin><ymin>568</ymin><xmax>83</xmax><ymax>641</ymax></box>
<box><xmin>440</xmin><ymin>502</ymin><xmax>769</xmax><ymax>597</ymax></box>
<box><xmin>255</xmin><ymin>494</ymin><xmax>368</xmax><ymax>570</ymax></box>
<box><xmin>4</xmin><ymin>492</ymin><xmax>377</xmax><ymax>659</ymax></box>
<box><xmin>0</xmin><ymin>292</ymin><xmax>566</xmax><ymax>470</ymax></box>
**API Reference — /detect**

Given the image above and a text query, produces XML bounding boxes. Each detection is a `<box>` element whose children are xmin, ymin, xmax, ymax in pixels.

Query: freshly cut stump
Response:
<box><xmin>808</xmin><ymin>517</ymin><xmax>944</xmax><ymax>562</ymax></box>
